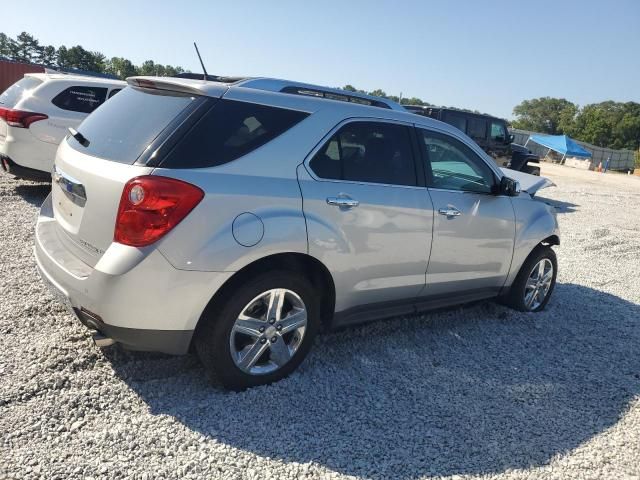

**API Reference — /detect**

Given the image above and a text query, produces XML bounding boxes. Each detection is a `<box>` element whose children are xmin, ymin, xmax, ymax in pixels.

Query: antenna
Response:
<box><xmin>193</xmin><ymin>42</ymin><xmax>208</xmax><ymax>80</ymax></box>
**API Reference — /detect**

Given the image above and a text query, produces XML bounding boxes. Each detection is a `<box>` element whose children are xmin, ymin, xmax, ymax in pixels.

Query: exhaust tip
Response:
<box><xmin>91</xmin><ymin>331</ymin><xmax>116</xmax><ymax>348</ymax></box>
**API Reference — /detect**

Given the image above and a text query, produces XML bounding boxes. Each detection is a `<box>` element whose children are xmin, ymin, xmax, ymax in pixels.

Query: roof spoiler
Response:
<box><xmin>127</xmin><ymin>76</ymin><xmax>208</xmax><ymax>95</ymax></box>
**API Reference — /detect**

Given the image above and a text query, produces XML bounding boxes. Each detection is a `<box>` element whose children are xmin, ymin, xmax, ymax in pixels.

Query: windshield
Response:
<box><xmin>67</xmin><ymin>86</ymin><xmax>199</xmax><ymax>164</ymax></box>
<box><xmin>0</xmin><ymin>76</ymin><xmax>43</xmax><ymax>107</ymax></box>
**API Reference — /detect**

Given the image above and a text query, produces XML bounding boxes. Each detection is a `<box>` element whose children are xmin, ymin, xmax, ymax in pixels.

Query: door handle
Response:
<box><xmin>438</xmin><ymin>207</ymin><xmax>461</xmax><ymax>217</ymax></box>
<box><xmin>327</xmin><ymin>196</ymin><xmax>359</xmax><ymax>208</ymax></box>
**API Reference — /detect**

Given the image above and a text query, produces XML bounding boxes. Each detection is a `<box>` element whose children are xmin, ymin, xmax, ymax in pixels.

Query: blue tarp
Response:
<box><xmin>529</xmin><ymin>134</ymin><xmax>592</xmax><ymax>158</ymax></box>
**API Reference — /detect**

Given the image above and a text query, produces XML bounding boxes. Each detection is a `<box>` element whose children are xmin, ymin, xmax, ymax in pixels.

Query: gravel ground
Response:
<box><xmin>1</xmin><ymin>164</ymin><xmax>639</xmax><ymax>480</ymax></box>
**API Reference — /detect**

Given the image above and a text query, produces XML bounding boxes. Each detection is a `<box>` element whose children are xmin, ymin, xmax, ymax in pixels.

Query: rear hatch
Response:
<box><xmin>0</xmin><ymin>76</ymin><xmax>44</xmax><ymax>144</ymax></box>
<box><xmin>51</xmin><ymin>80</ymin><xmax>219</xmax><ymax>266</ymax></box>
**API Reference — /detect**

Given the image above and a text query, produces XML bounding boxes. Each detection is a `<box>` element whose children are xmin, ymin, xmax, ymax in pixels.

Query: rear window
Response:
<box><xmin>160</xmin><ymin>99</ymin><xmax>309</xmax><ymax>168</ymax></box>
<box><xmin>68</xmin><ymin>87</ymin><xmax>198</xmax><ymax>164</ymax></box>
<box><xmin>0</xmin><ymin>76</ymin><xmax>43</xmax><ymax>107</ymax></box>
<box><xmin>52</xmin><ymin>86</ymin><xmax>108</xmax><ymax>114</ymax></box>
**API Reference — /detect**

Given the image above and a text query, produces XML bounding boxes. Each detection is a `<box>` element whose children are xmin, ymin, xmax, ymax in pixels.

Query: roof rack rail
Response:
<box><xmin>279</xmin><ymin>85</ymin><xmax>392</xmax><ymax>109</ymax></box>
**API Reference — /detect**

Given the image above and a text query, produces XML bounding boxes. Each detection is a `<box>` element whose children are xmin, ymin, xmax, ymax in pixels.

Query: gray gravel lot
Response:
<box><xmin>1</xmin><ymin>164</ymin><xmax>639</xmax><ymax>480</ymax></box>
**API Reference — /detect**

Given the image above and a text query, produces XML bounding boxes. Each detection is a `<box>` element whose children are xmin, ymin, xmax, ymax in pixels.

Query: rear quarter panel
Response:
<box><xmin>154</xmin><ymin>109</ymin><xmax>342</xmax><ymax>272</ymax></box>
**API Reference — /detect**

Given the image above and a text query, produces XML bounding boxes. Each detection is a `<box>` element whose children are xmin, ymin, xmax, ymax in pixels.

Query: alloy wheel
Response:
<box><xmin>524</xmin><ymin>258</ymin><xmax>554</xmax><ymax>310</ymax></box>
<box><xmin>229</xmin><ymin>288</ymin><xmax>307</xmax><ymax>375</ymax></box>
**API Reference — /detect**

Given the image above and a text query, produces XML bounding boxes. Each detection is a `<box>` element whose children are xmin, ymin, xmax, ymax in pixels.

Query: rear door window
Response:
<box><xmin>0</xmin><ymin>76</ymin><xmax>43</xmax><ymax>107</ymax></box>
<box><xmin>160</xmin><ymin>99</ymin><xmax>309</xmax><ymax>168</ymax></box>
<box><xmin>52</xmin><ymin>86</ymin><xmax>108</xmax><ymax>114</ymax></box>
<box><xmin>68</xmin><ymin>86</ymin><xmax>199</xmax><ymax>164</ymax></box>
<box><xmin>467</xmin><ymin>117</ymin><xmax>487</xmax><ymax>141</ymax></box>
<box><xmin>442</xmin><ymin>112</ymin><xmax>466</xmax><ymax>133</ymax></box>
<box><xmin>309</xmin><ymin>121</ymin><xmax>417</xmax><ymax>186</ymax></box>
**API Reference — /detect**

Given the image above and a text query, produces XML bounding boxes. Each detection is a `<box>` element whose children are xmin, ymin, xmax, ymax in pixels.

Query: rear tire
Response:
<box><xmin>195</xmin><ymin>271</ymin><xmax>320</xmax><ymax>390</ymax></box>
<box><xmin>505</xmin><ymin>245</ymin><xmax>557</xmax><ymax>312</ymax></box>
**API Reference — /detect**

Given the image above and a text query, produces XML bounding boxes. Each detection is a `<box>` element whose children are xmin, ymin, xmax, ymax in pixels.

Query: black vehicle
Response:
<box><xmin>404</xmin><ymin>106</ymin><xmax>540</xmax><ymax>175</ymax></box>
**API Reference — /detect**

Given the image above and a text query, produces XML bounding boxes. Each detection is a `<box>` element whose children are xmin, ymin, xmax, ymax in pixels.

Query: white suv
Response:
<box><xmin>0</xmin><ymin>73</ymin><xmax>125</xmax><ymax>181</ymax></box>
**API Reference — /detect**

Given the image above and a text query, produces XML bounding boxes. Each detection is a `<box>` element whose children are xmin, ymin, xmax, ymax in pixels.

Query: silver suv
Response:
<box><xmin>35</xmin><ymin>76</ymin><xmax>559</xmax><ymax>390</ymax></box>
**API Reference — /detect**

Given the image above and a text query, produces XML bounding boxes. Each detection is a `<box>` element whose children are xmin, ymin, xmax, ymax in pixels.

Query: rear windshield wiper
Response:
<box><xmin>68</xmin><ymin>128</ymin><xmax>90</xmax><ymax>148</ymax></box>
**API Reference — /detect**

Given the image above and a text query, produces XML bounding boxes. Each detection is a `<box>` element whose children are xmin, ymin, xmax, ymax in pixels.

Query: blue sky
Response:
<box><xmin>5</xmin><ymin>0</ymin><xmax>639</xmax><ymax>118</ymax></box>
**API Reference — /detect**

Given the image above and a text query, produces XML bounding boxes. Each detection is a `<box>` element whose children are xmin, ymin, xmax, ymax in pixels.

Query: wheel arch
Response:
<box><xmin>194</xmin><ymin>252</ymin><xmax>336</xmax><ymax>335</ymax></box>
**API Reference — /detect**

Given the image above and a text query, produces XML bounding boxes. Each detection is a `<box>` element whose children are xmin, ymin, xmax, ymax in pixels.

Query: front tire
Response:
<box><xmin>195</xmin><ymin>271</ymin><xmax>320</xmax><ymax>390</ymax></box>
<box><xmin>505</xmin><ymin>245</ymin><xmax>557</xmax><ymax>312</ymax></box>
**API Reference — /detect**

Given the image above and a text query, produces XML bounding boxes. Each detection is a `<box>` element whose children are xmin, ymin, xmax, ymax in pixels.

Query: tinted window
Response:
<box><xmin>310</xmin><ymin>121</ymin><xmax>417</xmax><ymax>186</ymax></box>
<box><xmin>419</xmin><ymin>129</ymin><xmax>495</xmax><ymax>194</ymax></box>
<box><xmin>161</xmin><ymin>99</ymin><xmax>309</xmax><ymax>169</ymax></box>
<box><xmin>490</xmin><ymin>121</ymin><xmax>507</xmax><ymax>142</ymax></box>
<box><xmin>467</xmin><ymin>117</ymin><xmax>487</xmax><ymax>140</ymax></box>
<box><xmin>52</xmin><ymin>86</ymin><xmax>108</xmax><ymax>113</ymax></box>
<box><xmin>0</xmin><ymin>76</ymin><xmax>43</xmax><ymax>107</ymax></box>
<box><xmin>68</xmin><ymin>86</ymin><xmax>197</xmax><ymax>164</ymax></box>
<box><xmin>443</xmin><ymin>112</ymin><xmax>466</xmax><ymax>133</ymax></box>
<box><xmin>108</xmin><ymin>88</ymin><xmax>122</xmax><ymax>99</ymax></box>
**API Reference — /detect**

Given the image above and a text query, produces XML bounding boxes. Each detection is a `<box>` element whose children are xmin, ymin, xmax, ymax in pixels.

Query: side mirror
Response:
<box><xmin>499</xmin><ymin>176</ymin><xmax>520</xmax><ymax>196</ymax></box>
<box><xmin>509</xmin><ymin>134</ymin><xmax>515</xmax><ymax>143</ymax></box>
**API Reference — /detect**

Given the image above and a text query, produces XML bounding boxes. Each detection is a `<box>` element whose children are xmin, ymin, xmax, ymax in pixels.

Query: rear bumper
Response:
<box><xmin>35</xmin><ymin>193</ymin><xmax>233</xmax><ymax>354</ymax></box>
<box><xmin>74</xmin><ymin>307</ymin><xmax>194</xmax><ymax>354</ymax></box>
<box><xmin>1</xmin><ymin>155</ymin><xmax>52</xmax><ymax>182</ymax></box>
<box><xmin>0</xmin><ymin>127</ymin><xmax>56</xmax><ymax>175</ymax></box>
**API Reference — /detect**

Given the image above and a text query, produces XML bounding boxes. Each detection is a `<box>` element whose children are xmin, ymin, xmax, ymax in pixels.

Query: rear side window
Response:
<box><xmin>442</xmin><ymin>112</ymin><xmax>466</xmax><ymax>133</ymax></box>
<box><xmin>467</xmin><ymin>117</ymin><xmax>487</xmax><ymax>141</ymax></box>
<box><xmin>68</xmin><ymin>86</ymin><xmax>198</xmax><ymax>163</ymax></box>
<box><xmin>309</xmin><ymin>121</ymin><xmax>417</xmax><ymax>186</ymax></box>
<box><xmin>0</xmin><ymin>77</ymin><xmax>43</xmax><ymax>107</ymax></box>
<box><xmin>160</xmin><ymin>99</ymin><xmax>309</xmax><ymax>168</ymax></box>
<box><xmin>52</xmin><ymin>86</ymin><xmax>108</xmax><ymax>114</ymax></box>
<box><xmin>108</xmin><ymin>88</ymin><xmax>122</xmax><ymax>99</ymax></box>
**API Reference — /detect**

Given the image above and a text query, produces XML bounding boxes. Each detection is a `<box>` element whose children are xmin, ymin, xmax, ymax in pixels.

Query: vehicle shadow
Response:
<box><xmin>13</xmin><ymin>183</ymin><xmax>50</xmax><ymax>207</ymax></box>
<box><xmin>536</xmin><ymin>196</ymin><xmax>579</xmax><ymax>214</ymax></box>
<box><xmin>106</xmin><ymin>283</ymin><xmax>639</xmax><ymax>479</ymax></box>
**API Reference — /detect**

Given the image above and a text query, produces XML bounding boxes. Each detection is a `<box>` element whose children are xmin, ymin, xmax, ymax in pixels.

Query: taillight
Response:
<box><xmin>114</xmin><ymin>176</ymin><xmax>204</xmax><ymax>247</ymax></box>
<box><xmin>0</xmin><ymin>107</ymin><xmax>48</xmax><ymax>128</ymax></box>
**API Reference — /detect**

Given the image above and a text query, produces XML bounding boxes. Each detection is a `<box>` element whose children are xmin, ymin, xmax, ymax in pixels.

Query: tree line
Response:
<box><xmin>0</xmin><ymin>31</ymin><xmax>185</xmax><ymax>79</ymax></box>
<box><xmin>343</xmin><ymin>85</ymin><xmax>431</xmax><ymax>107</ymax></box>
<box><xmin>511</xmin><ymin>97</ymin><xmax>640</xmax><ymax>152</ymax></box>
<box><xmin>2</xmin><ymin>32</ymin><xmax>637</xmax><ymax>156</ymax></box>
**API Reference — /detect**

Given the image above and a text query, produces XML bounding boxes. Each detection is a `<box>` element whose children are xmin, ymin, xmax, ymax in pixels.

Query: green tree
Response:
<box><xmin>104</xmin><ymin>57</ymin><xmax>138</xmax><ymax>79</ymax></box>
<box><xmin>570</xmin><ymin>101</ymin><xmax>640</xmax><ymax>150</ymax></box>
<box><xmin>343</xmin><ymin>84</ymin><xmax>366</xmax><ymax>94</ymax></box>
<box><xmin>368</xmin><ymin>88</ymin><xmax>387</xmax><ymax>98</ymax></box>
<box><xmin>401</xmin><ymin>96</ymin><xmax>430</xmax><ymax>106</ymax></box>
<box><xmin>139</xmin><ymin>60</ymin><xmax>157</xmax><ymax>76</ymax></box>
<box><xmin>13</xmin><ymin>31</ymin><xmax>40</xmax><ymax>62</ymax></box>
<box><xmin>57</xmin><ymin>45</ymin><xmax>105</xmax><ymax>72</ymax></box>
<box><xmin>0</xmin><ymin>33</ymin><xmax>17</xmax><ymax>58</ymax></box>
<box><xmin>36</xmin><ymin>45</ymin><xmax>57</xmax><ymax>66</ymax></box>
<box><xmin>512</xmin><ymin>97</ymin><xmax>577</xmax><ymax>134</ymax></box>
